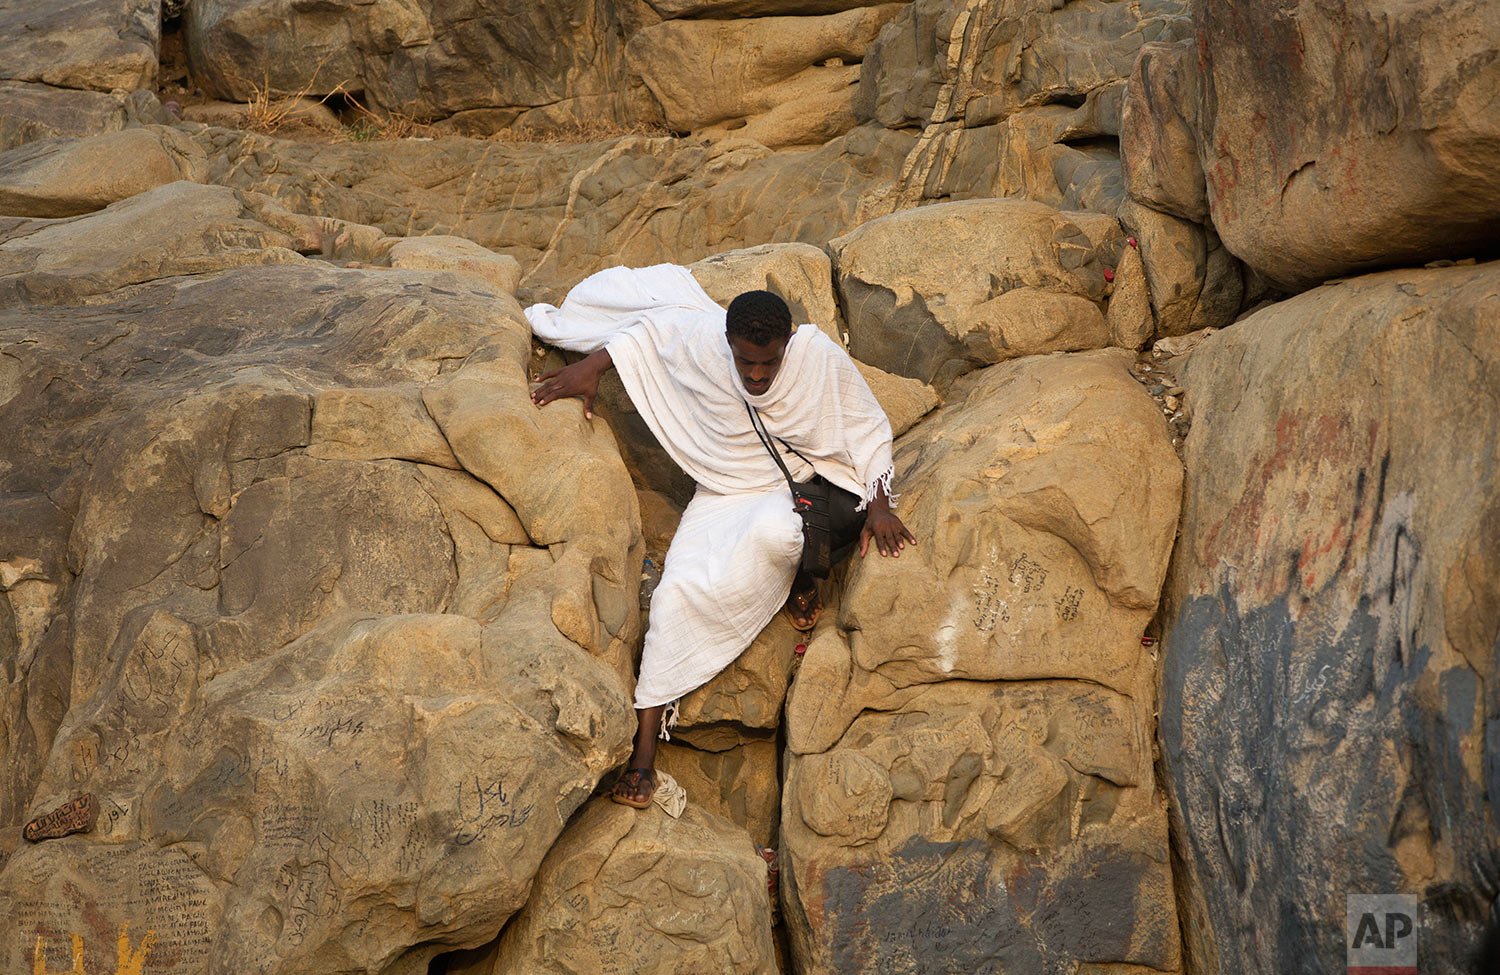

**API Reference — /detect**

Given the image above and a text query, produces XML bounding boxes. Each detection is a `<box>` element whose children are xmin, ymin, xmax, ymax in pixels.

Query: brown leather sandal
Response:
<box><xmin>610</xmin><ymin>768</ymin><xmax>656</xmax><ymax>809</ymax></box>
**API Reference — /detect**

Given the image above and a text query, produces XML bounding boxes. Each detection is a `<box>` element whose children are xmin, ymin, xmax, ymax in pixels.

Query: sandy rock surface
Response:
<box><xmin>781</xmin><ymin>347</ymin><xmax>1183</xmax><ymax>973</ymax></box>
<box><xmin>1191</xmin><ymin>0</ymin><xmax>1500</xmax><ymax>288</ymax></box>
<box><xmin>831</xmin><ymin>198</ymin><xmax>1124</xmax><ymax>387</ymax></box>
<box><xmin>491</xmin><ymin>799</ymin><xmax>777</xmax><ymax>975</ymax></box>
<box><xmin>1159</xmin><ymin>261</ymin><xmax>1500</xmax><ymax>971</ymax></box>
<box><xmin>0</xmin><ymin>126</ymin><xmax>207</xmax><ymax>217</ymax></box>
<box><xmin>0</xmin><ymin>81</ymin><xmax>131</xmax><ymax>151</ymax></box>
<box><xmin>0</xmin><ymin>0</ymin><xmax>160</xmax><ymax>93</ymax></box>
<box><xmin>0</xmin><ymin>181</ymin><xmax>643</xmax><ymax>974</ymax></box>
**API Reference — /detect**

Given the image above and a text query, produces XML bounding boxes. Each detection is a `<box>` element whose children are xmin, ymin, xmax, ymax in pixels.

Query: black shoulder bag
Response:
<box><xmin>745</xmin><ymin>402</ymin><xmax>864</xmax><ymax>579</ymax></box>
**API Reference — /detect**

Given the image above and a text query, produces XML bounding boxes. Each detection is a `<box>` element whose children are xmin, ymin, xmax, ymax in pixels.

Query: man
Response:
<box><xmin>527</xmin><ymin>264</ymin><xmax>914</xmax><ymax>807</ymax></box>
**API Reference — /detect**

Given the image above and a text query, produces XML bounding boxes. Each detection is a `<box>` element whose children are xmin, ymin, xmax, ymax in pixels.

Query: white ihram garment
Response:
<box><xmin>525</xmin><ymin>264</ymin><xmax>895</xmax><ymax>710</ymax></box>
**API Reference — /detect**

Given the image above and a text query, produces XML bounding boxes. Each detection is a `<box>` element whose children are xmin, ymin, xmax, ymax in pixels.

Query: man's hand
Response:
<box><xmin>859</xmin><ymin>488</ymin><xmax>917</xmax><ymax>558</ymax></box>
<box><xmin>530</xmin><ymin>349</ymin><xmax>612</xmax><ymax>419</ymax></box>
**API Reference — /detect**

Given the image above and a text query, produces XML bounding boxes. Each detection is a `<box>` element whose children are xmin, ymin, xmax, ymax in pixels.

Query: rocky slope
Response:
<box><xmin>1</xmin><ymin>1</ymin><xmax>1496</xmax><ymax>974</ymax></box>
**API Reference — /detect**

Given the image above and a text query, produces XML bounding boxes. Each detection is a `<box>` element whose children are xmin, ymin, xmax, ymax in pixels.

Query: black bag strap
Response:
<box><xmin>745</xmin><ymin>401</ymin><xmax>799</xmax><ymax>492</ymax></box>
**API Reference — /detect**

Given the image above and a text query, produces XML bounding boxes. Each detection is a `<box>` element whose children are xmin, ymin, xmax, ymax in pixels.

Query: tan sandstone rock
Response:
<box><xmin>0</xmin><ymin>81</ymin><xmax>130</xmax><ymax>152</ymax></box>
<box><xmin>1118</xmin><ymin>196</ymin><xmax>1244</xmax><ymax>338</ymax></box>
<box><xmin>0</xmin><ymin>185</ymin><xmax>647</xmax><ymax>972</ymax></box>
<box><xmin>656</xmin><ymin>736</ymin><xmax>781</xmax><ymax>849</ymax></box>
<box><xmin>491</xmin><ymin>798</ymin><xmax>777</xmax><ymax>975</ymax></box>
<box><xmin>1158</xmin><ymin>261</ymin><xmax>1500</xmax><ymax>972</ymax></box>
<box><xmin>779</xmin><ymin>348</ymin><xmax>1184</xmax><ymax>974</ymax></box>
<box><xmin>184</xmin><ymin>0</ymin><xmax>643</xmax><ymax>132</ymax></box>
<box><xmin>688</xmin><ymin>241</ymin><xmax>842</xmax><ymax>342</ymax></box>
<box><xmin>388</xmin><ymin>236</ymin><xmax>522</xmax><ymax>295</ymax></box>
<box><xmin>0</xmin><ymin>0</ymin><xmax>160</xmax><ymax>93</ymax></box>
<box><xmin>193</xmin><ymin>124</ymin><xmax>917</xmax><ymax>297</ymax></box>
<box><xmin>830</xmin><ymin>198</ymin><xmax>1124</xmax><ymax>387</ymax></box>
<box><xmin>1191</xmin><ymin>0</ymin><xmax>1500</xmax><ymax>288</ymax></box>
<box><xmin>1120</xmin><ymin>38</ymin><xmax>1206</xmax><ymax>224</ymax></box>
<box><xmin>0</xmin><ymin>126</ymin><xmax>208</xmax><ymax>218</ymax></box>
<box><xmin>626</xmin><ymin>7</ymin><xmax>903</xmax><ymax>143</ymax></box>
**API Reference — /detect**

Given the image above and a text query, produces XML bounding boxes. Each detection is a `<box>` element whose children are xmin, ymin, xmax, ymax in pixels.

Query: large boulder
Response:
<box><xmin>183</xmin><ymin>0</ymin><xmax>643</xmax><ymax>132</ymax></box>
<box><xmin>625</xmin><ymin>7</ymin><xmax>904</xmax><ymax>146</ymax></box>
<box><xmin>830</xmin><ymin>198</ymin><xmax>1125</xmax><ymax>387</ymax></box>
<box><xmin>0</xmin><ymin>183</ymin><xmax>646</xmax><ymax>972</ymax></box>
<box><xmin>0</xmin><ymin>81</ymin><xmax>130</xmax><ymax>152</ymax></box>
<box><xmin>1191</xmin><ymin>0</ymin><xmax>1500</xmax><ymax>289</ymax></box>
<box><xmin>0</xmin><ymin>127</ymin><xmax>208</xmax><ymax>218</ymax></box>
<box><xmin>490</xmin><ymin>799</ymin><xmax>777</xmax><ymax>974</ymax></box>
<box><xmin>1117</xmin><ymin>196</ymin><xmax>1245</xmax><ymax>338</ymax></box>
<box><xmin>194</xmin><ymin>124</ymin><xmax>918</xmax><ymax>298</ymax></box>
<box><xmin>781</xmin><ymin>349</ymin><xmax>1184</xmax><ymax>973</ymax></box>
<box><xmin>1158</xmin><ymin>261</ymin><xmax>1500</xmax><ymax>972</ymax></box>
<box><xmin>1119</xmin><ymin>38</ymin><xmax>1206</xmax><ymax>223</ymax></box>
<box><xmin>0</xmin><ymin>0</ymin><xmax>160</xmax><ymax>92</ymax></box>
<box><xmin>850</xmin><ymin>0</ymin><xmax>1191</xmax><ymax>215</ymax></box>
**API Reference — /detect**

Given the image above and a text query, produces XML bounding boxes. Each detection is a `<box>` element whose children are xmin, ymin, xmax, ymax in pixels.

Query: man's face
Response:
<box><xmin>728</xmin><ymin>335</ymin><xmax>787</xmax><ymax>396</ymax></box>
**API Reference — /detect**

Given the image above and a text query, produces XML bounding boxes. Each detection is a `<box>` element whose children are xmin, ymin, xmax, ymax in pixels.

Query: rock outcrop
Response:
<box><xmin>1158</xmin><ymin>262</ymin><xmax>1500</xmax><ymax>972</ymax></box>
<box><xmin>781</xmin><ymin>349</ymin><xmax>1184</xmax><ymax>973</ymax></box>
<box><xmin>1120</xmin><ymin>0</ymin><xmax>1500</xmax><ymax>291</ymax></box>
<box><xmin>490</xmin><ymin>799</ymin><xmax>777</xmax><ymax>974</ymax></box>
<box><xmin>831</xmin><ymin>198</ymin><xmax>1125</xmax><ymax>387</ymax></box>
<box><xmin>0</xmin><ymin>182</ymin><xmax>643</xmax><ymax>973</ymax></box>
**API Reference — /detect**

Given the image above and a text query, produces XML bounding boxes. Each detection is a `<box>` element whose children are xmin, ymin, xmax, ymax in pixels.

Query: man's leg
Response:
<box><xmin>612</xmin><ymin>703</ymin><xmax>666</xmax><ymax>805</ymax></box>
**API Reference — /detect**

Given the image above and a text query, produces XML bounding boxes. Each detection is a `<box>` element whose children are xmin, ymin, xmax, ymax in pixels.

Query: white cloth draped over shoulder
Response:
<box><xmin>525</xmin><ymin>264</ymin><xmax>896</xmax><ymax>711</ymax></box>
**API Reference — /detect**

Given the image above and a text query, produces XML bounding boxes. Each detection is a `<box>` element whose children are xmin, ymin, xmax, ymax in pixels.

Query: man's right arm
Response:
<box><xmin>530</xmin><ymin>349</ymin><xmax>613</xmax><ymax>420</ymax></box>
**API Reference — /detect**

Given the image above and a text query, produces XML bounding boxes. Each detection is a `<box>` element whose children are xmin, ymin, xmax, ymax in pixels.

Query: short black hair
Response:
<box><xmin>725</xmin><ymin>290</ymin><xmax>792</xmax><ymax>346</ymax></box>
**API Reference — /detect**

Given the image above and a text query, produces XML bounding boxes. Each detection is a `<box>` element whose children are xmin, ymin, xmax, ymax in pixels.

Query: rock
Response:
<box><xmin>1118</xmin><ymin>197</ymin><xmax>1244</xmax><ymax>338</ymax></box>
<box><xmin>1158</xmin><ymin>261</ymin><xmax>1500</xmax><ymax>972</ymax></box>
<box><xmin>1106</xmin><ymin>241</ymin><xmax>1153</xmax><ymax>349</ymax></box>
<box><xmin>782</xmin><ymin>680</ymin><xmax>1181</xmax><ymax>974</ymax></box>
<box><xmin>0</xmin><ymin>0</ymin><xmax>159</xmax><ymax>92</ymax></box>
<box><xmin>0</xmin><ymin>185</ymin><xmax>649</xmax><ymax>969</ymax></box>
<box><xmin>847</xmin><ymin>0</ymin><xmax>1191</xmax><ymax>216</ymax></box>
<box><xmin>183</xmin><ymin>0</ymin><xmax>638</xmax><ymax>131</ymax></box>
<box><xmin>780</xmin><ymin>349</ymin><xmax>1183</xmax><ymax>973</ymax></box>
<box><xmin>195</xmin><ymin>123</ymin><xmax>918</xmax><ymax>297</ymax></box>
<box><xmin>688</xmin><ymin>241</ymin><xmax>842</xmax><ymax>342</ymax></box>
<box><xmin>830</xmin><ymin>198</ymin><xmax>1123</xmax><ymax>387</ymax></box>
<box><xmin>626</xmin><ymin>7</ymin><xmax>903</xmax><ymax>139</ymax></box>
<box><xmin>388</xmin><ymin>236</ymin><xmax>522</xmax><ymax>295</ymax></box>
<box><xmin>0</xmin><ymin>127</ymin><xmax>209</xmax><ymax>218</ymax></box>
<box><xmin>0</xmin><ymin>81</ymin><xmax>129</xmax><ymax>152</ymax></box>
<box><xmin>649</xmin><ymin>0</ymin><xmax>895</xmax><ymax>15</ymax></box>
<box><xmin>854</xmin><ymin>362</ymin><xmax>938</xmax><ymax>438</ymax></box>
<box><xmin>6</xmin><ymin>613</ymin><xmax>633</xmax><ymax>975</ymax></box>
<box><xmin>877</xmin><ymin>104</ymin><xmax>1130</xmax><ymax>216</ymax></box>
<box><xmin>1120</xmin><ymin>39</ymin><xmax>1206</xmax><ymax>223</ymax></box>
<box><xmin>1191</xmin><ymin>0</ymin><xmax>1500</xmax><ymax>289</ymax></box>
<box><xmin>491</xmin><ymin>798</ymin><xmax>777</xmax><ymax>974</ymax></box>
<box><xmin>656</xmin><ymin>736</ymin><xmax>781</xmax><ymax>849</ymax></box>
<box><xmin>856</xmin><ymin>0</ymin><xmax>1190</xmax><ymax>131</ymax></box>
<box><xmin>0</xmin><ymin>181</ymin><xmax>311</xmax><ymax>305</ymax></box>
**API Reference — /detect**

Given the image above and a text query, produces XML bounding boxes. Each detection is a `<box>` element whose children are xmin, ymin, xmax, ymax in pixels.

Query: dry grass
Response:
<box><xmin>234</xmin><ymin>54</ymin><xmax>344</xmax><ymax>136</ymax></box>
<box><xmin>496</xmin><ymin>116</ymin><xmax>675</xmax><ymax>144</ymax></box>
<box><xmin>339</xmin><ymin>99</ymin><xmax>437</xmax><ymax>143</ymax></box>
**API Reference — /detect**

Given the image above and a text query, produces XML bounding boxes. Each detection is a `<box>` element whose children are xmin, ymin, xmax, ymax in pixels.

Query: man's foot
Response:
<box><xmin>786</xmin><ymin>587</ymin><xmax>821</xmax><ymax>632</ymax></box>
<box><xmin>611</xmin><ymin>767</ymin><xmax>656</xmax><ymax>809</ymax></box>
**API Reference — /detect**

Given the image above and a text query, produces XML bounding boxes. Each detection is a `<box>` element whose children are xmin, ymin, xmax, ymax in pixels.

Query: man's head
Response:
<box><xmin>725</xmin><ymin>290</ymin><xmax>793</xmax><ymax>396</ymax></box>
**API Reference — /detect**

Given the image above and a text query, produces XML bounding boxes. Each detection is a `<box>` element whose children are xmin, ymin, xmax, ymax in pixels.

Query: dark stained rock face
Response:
<box><xmin>1159</xmin><ymin>262</ymin><xmax>1500</xmax><ymax>973</ymax></box>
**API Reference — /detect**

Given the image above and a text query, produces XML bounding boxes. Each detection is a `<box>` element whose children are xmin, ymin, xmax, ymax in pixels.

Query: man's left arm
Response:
<box><xmin>859</xmin><ymin>479</ymin><xmax>917</xmax><ymax>558</ymax></box>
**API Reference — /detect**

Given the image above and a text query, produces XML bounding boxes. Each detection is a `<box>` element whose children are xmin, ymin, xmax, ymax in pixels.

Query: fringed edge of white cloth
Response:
<box><xmin>858</xmin><ymin>466</ymin><xmax>899</xmax><ymax>512</ymax></box>
<box><xmin>659</xmin><ymin>699</ymin><xmax>680</xmax><ymax>741</ymax></box>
